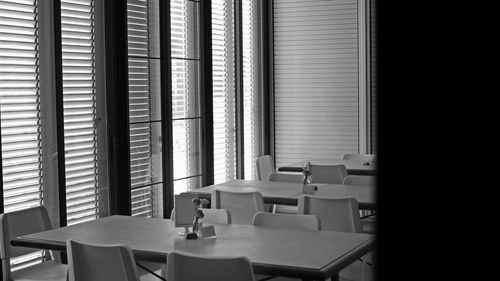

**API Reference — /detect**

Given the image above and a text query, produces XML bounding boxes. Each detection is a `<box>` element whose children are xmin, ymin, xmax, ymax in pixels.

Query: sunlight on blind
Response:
<box><xmin>212</xmin><ymin>0</ymin><xmax>236</xmax><ymax>184</ymax></box>
<box><xmin>61</xmin><ymin>0</ymin><xmax>99</xmax><ymax>226</ymax></box>
<box><xmin>0</xmin><ymin>0</ymin><xmax>43</xmax><ymax>214</ymax></box>
<box><xmin>171</xmin><ymin>0</ymin><xmax>202</xmax><ymax>194</ymax></box>
<box><xmin>0</xmin><ymin>0</ymin><xmax>45</xmax><ymax>270</ymax></box>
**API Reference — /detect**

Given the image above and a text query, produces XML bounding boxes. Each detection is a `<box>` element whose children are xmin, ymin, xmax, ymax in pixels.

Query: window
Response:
<box><xmin>212</xmin><ymin>0</ymin><xmax>236</xmax><ymax>184</ymax></box>
<box><xmin>126</xmin><ymin>0</ymin><xmax>163</xmax><ymax>217</ymax></box>
<box><xmin>273</xmin><ymin>0</ymin><xmax>370</xmax><ymax>168</ymax></box>
<box><xmin>61</xmin><ymin>0</ymin><xmax>100</xmax><ymax>226</ymax></box>
<box><xmin>171</xmin><ymin>0</ymin><xmax>203</xmax><ymax>194</ymax></box>
<box><xmin>1</xmin><ymin>0</ymin><xmax>105</xmax><ymax>269</ymax></box>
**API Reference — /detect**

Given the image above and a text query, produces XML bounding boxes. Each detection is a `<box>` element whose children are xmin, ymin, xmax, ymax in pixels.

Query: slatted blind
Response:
<box><xmin>0</xmin><ymin>0</ymin><xmax>42</xmax><ymax>214</ymax></box>
<box><xmin>273</xmin><ymin>0</ymin><xmax>360</xmax><ymax>168</ymax></box>
<box><xmin>0</xmin><ymin>0</ymin><xmax>46</xmax><ymax>270</ymax></box>
<box><xmin>171</xmin><ymin>0</ymin><xmax>202</xmax><ymax>194</ymax></box>
<box><xmin>242</xmin><ymin>0</ymin><xmax>258</xmax><ymax>180</ymax></box>
<box><xmin>61</xmin><ymin>0</ymin><xmax>99</xmax><ymax>226</ymax></box>
<box><xmin>127</xmin><ymin>0</ymin><xmax>154</xmax><ymax>217</ymax></box>
<box><xmin>127</xmin><ymin>0</ymin><xmax>162</xmax><ymax>217</ymax></box>
<box><xmin>212</xmin><ymin>0</ymin><xmax>236</xmax><ymax>184</ymax></box>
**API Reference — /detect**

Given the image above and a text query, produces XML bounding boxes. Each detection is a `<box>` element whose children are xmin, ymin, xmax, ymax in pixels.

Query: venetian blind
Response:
<box><xmin>242</xmin><ymin>0</ymin><xmax>258</xmax><ymax>180</ymax></box>
<box><xmin>0</xmin><ymin>0</ymin><xmax>44</xmax><ymax>270</ymax></box>
<box><xmin>212</xmin><ymin>0</ymin><xmax>236</xmax><ymax>184</ymax></box>
<box><xmin>0</xmin><ymin>0</ymin><xmax>43</xmax><ymax>213</ymax></box>
<box><xmin>171</xmin><ymin>0</ymin><xmax>202</xmax><ymax>194</ymax></box>
<box><xmin>60</xmin><ymin>0</ymin><xmax>99</xmax><ymax>225</ymax></box>
<box><xmin>127</xmin><ymin>0</ymin><xmax>154</xmax><ymax>217</ymax></box>
<box><xmin>127</xmin><ymin>0</ymin><xmax>162</xmax><ymax>218</ymax></box>
<box><xmin>273</xmin><ymin>0</ymin><xmax>360</xmax><ymax>168</ymax></box>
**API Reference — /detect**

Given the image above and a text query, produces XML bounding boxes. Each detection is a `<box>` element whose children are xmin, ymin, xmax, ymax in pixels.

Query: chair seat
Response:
<box><xmin>10</xmin><ymin>260</ymin><xmax>67</xmax><ymax>281</ymax></box>
<box><xmin>274</xmin><ymin>204</ymin><xmax>297</xmax><ymax>214</ymax></box>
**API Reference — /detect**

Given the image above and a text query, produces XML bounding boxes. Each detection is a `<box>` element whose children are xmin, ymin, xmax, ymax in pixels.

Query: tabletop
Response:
<box><xmin>186</xmin><ymin>179</ymin><xmax>376</xmax><ymax>210</ymax></box>
<box><xmin>11</xmin><ymin>215</ymin><xmax>375</xmax><ymax>280</ymax></box>
<box><xmin>277</xmin><ymin>159</ymin><xmax>376</xmax><ymax>176</ymax></box>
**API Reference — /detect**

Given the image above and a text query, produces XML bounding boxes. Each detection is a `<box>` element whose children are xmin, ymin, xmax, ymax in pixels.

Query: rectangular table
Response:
<box><xmin>11</xmin><ymin>215</ymin><xmax>374</xmax><ymax>280</ymax></box>
<box><xmin>186</xmin><ymin>179</ymin><xmax>376</xmax><ymax>210</ymax></box>
<box><xmin>277</xmin><ymin>159</ymin><xmax>376</xmax><ymax>176</ymax></box>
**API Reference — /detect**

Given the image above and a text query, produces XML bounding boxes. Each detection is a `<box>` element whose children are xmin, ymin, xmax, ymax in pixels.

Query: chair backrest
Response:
<box><xmin>211</xmin><ymin>189</ymin><xmax>265</xmax><ymax>225</ymax></box>
<box><xmin>341</xmin><ymin>153</ymin><xmax>376</xmax><ymax>162</ymax></box>
<box><xmin>170</xmin><ymin>208</ymin><xmax>231</xmax><ymax>224</ymax></box>
<box><xmin>256</xmin><ymin>155</ymin><xmax>275</xmax><ymax>181</ymax></box>
<box><xmin>252</xmin><ymin>212</ymin><xmax>319</xmax><ymax>231</ymax></box>
<box><xmin>167</xmin><ymin>250</ymin><xmax>256</xmax><ymax>281</ymax></box>
<box><xmin>342</xmin><ymin>175</ymin><xmax>376</xmax><ymax>186</ymax></box>
<box><xmin>269</xmin><ymin>172</ymin><xmax>304</xmax><ymax>183</ymax></box>
<box><xmin>199</xmin><ymin>208</ymin><xmax>231</xmax><ymax>224</ymax></box>
<box><xmin>309</xmin><ymin>164</ymin><xmax>347</xmax><ymax>184</ymax></box>
<box><xmin>67</xmin><ymin>239</ymin><xmax>140</xmax><ymax>281</ymax></box>
<box><xmin>0</xmin><ymin>206</ymin><xmax>54</xmax><ymax>279</ymax></box>
<box><xmin>297</xmin><ymin>196</ymin><xmax>362</xmax><ymax>233</ymax></box>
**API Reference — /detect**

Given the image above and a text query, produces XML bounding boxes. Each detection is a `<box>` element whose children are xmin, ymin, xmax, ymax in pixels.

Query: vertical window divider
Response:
<box><xmin>200</xmin><ymin>0</ymin><xmax>214</xmax><ymax>186</ymax></box>
<box><xmin>234</xmin><ymin>0</ymin><xmax>245</xmax><ymax>179</ymax></box>
<box><xmin>52</xmin><ymin>0</ymin><xmax>67</xmax><ymax>227</ymax></box>
<box><xmin>261</xmin><ymin>0</ymin><xmax>274</xmax><ymax>159</ymax></box>
<box><xmin>159</xmin><ymin>0</ymin><xmax>174</xmax><ymax>218</ymax></box>
<box><xmin>104</xmin><ymin>0</ymin><xmax>131</xmax><ymax>216</ymax></box>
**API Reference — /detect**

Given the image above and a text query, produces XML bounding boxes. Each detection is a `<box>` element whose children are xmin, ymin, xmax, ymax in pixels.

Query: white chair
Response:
<box><xmin>252</xmin><ymin>212</ymin><xmax>319</xmax><ymax>231</ymax></box>
<box><xmin>343</xmin><ymin>175</ymin><xmax>376</xmax><ymax>186</ymax></box>
<box><xmin>309</xmin><ymin>164</ymin><xmax>348</xmax><ymax>184</ymax></box>
<box><xmin>268</xmin><ymin>173</ymin><xmax>304</xmax><ymax>214</ymax></box>
<box><xmin>268</xmin><ymin>172</ymin><xmax>304</xmax><ymax>183</ymax></box>
<box><xmin>256</xmin><ymin>155</ymin><xmax>275</xmax><ymax>181</ymax></box>
<box><xmin>66</xmin><ymin>239</ymin><xmax>140</xmax><ymax>281</ymax></box>
<box><xmin>0</xmin><ymin>206</ymin><xmax>68</xmax><ymax>281</ymax></box>
<box><xmin>166</xmin><ymin>250</ymin><xmax>256</xmax><ymax>281</ymax></box>
<box><xmin>211</xmin><ymin>189</ymin><xmax>265</xmax><ymax>225</ymax></box>
<box><xmin>298</xmin><ymin>196</ymin><xmax>370</xmax><ymax>281</ymax></box>
<box><xmin>171</xmin><ymin>208</ymin><xmax>231</xmax><ymax>224</ymax></box>
<box><xmin>297</xmin><ymin>196</ymin><xmax>362</xmax><ymax>232</ymax></box>
<box><xmin>341</xmin><ymin>153</ymin><xmax>376</xmax><ymax>162</ymax></box>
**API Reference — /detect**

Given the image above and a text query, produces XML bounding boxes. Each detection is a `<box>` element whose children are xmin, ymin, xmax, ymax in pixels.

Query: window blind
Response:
<box><xmin>212</xmin><ymin>0</ymin><xmax>236</xmax><ymax>184</ymax></box>
<box><xmin>171</xmin><ymin>0</ymin><xmax>202</xmax><ymax>194</ymax></box>
<box><xmin>0</xmin><ymin>0</ymin><xmax>45</xmax><ymax>270</ymax></box>
<box><xmin>369</xmin><ymin>0</ymin><xmax>376</xmax><ymax>153</ymax></box>
<box><xmin>127</xmin><ymin>0</ymin><xmax>153</xmax><ymax>217</ymax></box>
<box><xmin>60</xmin><ymin>0</ymin><xmax>99</xmax><ymax>226</ymax></box>
<box><xmin>0</xmin><ymin>0</ymin><xmax>42</xmax><ymax>214</ymax></box>
<box><xmin>127</xmin><ymin>0</ymin><xmax>162</xmax><ymax>217</ymax></box>
<box><xmin>273</xmin><ymin>0</ymin><xmax>360</xmax><ymax>168</ymax></box>
<box><xmin>242</xmin><ymin>0</ymin><xmax>258</xmax><ymax>180</ymax></box>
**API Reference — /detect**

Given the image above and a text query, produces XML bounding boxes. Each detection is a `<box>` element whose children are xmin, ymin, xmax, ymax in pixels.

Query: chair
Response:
<box><xmin>341</xmin><ymin>153</ymin><xmax>376</xmax><ymax>162</ymax></box>
<box><xmin>211</xmin><ymin>189</ymin><xmax>265</xmax><ymax>224</ymax></box>
<box><xmin>256</xmin><ymin>155</ymin><xmax>275</xmax><ymax>181</ymax></box>
<box><xmin>343</xmin><ymin>175</ymin><xmax>376</xmax><ymax>186</ymax></box>
<box><xmin>297</xmin><ymin>196</ymin><xmax>362</xmax><ymax>233</ymax></box>
<box><xmin>166</xmin><ymin>250</ymin><xmax>256</xmax><ymax>281</ymax></box>
<box><xmin>170</xmin><ymin>208</ymin><xmax>231</xmax><ymax>224</ymax></box>
<box><xmin>268</xmin><ymin>172</ymin><xmax>304</xmax><ymax>183</ymax></box>
<box><xmin>268</xmin><ymin>173</ymin><xmax>304</xmax><ymax>214</ymax></box>
<box><xmin>252</xmin><ymin>212</ymin><xmax>319</xmax><ymax>231</ymax></box>
<box><xmin>66</xmin><ymin>239</ymin><xmax>140</xmax><ymax>281</ymax></box>
<box><xmin>309</xmin><ymin>164</ymin><xmax>348</xmax><ymax>184</ymax></box>
<box><xmin>297</xmin><ymin>196</ymin><xmax>370</xmax><ymax>281</ymax></box>
<box><xmin>0</xmin><ymin>206</ymin><xmax>68</xmax><ymax>281</ymax></box>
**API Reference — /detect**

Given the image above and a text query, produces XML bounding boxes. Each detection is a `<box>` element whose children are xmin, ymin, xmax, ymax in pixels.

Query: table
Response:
<box><xmin>186</xmin><ymin>179</ymin><xmax>376</xmax><ymax>210</ymax></box>
<box><xmin>11</xmin><ymin>215</ymin><xmax>374</xmax><ymax>280</ymax></box>
<box><xmin>277</xmin><ymin>159</ymin><xmax>376</xmax><ymax>176</ymax></box>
